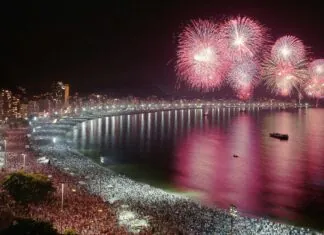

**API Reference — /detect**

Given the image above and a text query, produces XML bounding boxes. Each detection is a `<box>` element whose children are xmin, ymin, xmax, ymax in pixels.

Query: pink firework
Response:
<box><xmin>219</xmin><ymin>16</ymin><xmax>266</xmax><ymax>62</ymax></box>
<box><xmin>176</xmin><ymin>20</ymin><xmax>229</xmax><ymax>90</ymax></box>
<box><xmin>262</xmin><ymin>57</ymin><xmax>309</xmax><ymax>96</ymax></box>
<box><xmin>304</xmin><ymin>79</ymin><xmax>324</xmax><ymax>98</ymax></box>
<box><xmin>305</xmin><ymin>60</ymin><xmax>324</xmax><ymax>99</ymax></box>
<box><xmin>237</xmin><ymin>88</ymin><xmax>253</xmax><ymax>100</ymax></box>
<box><xmin>309</xmin><ymin>59</ymin><xmax>324</xmax><ymax>81</ymax></box>
<box><xmin>228</xmin><ymin>60</ymin><xmax>259</xmax><ymax>98</ymax></box>
<box><xmin>262</xmin><ymin>35</ymin><xmax>309</xmax><ymax>96</ymax></box>
<box><xmin>271</xmin><ymin>35</ymin><xmax>306</xmax><ymax>64</ymax></box>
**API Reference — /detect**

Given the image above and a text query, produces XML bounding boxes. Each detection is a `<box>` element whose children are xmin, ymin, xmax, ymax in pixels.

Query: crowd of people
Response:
<box><xmin>0</xmin><ymin>129</ymin><xmax>138</xmax><ymax>234</ymax></box>
<box><xmin>23</xmin><ymin>112</ymin><xmax>321</xmax><ymax>235</ymax></box>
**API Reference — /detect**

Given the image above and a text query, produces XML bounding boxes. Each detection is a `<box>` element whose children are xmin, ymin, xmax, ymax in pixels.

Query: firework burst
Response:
<box><xmin>304</xmin><ymin>79</ymin><xmax>324</xmax><ymax>98</ymax></box>
<box><xmin>271</xmin><ymin>35</ymin><xmax>306</xmax><ymax>64</ymax></box>
<box><xmin>309</xmin><ymin>59</ymin><xmax>324</xmax><ymax>81</ymax></box>
<box><xmin>176</xmin><ymin>20</ymin><xmax>229</xmax><ymax>91</ymax></box>
<box><xmin>219</xmin><ymin>16</ymin><xmax>266</xmax><ymax>62</ymax></box>
<box><xmin>262</xmin><ymin>35</ymin><xmax>309</xmax><ymax>96</ymax></box>
<box><xmin>305</xmin><ymin>59</ymin><xmax>324</xmax><ymax>99</ymax></box>
<box><xmin>228</xmin><ymin>60</ymin><xmax>259</xmax><ymax>99</ymax></box>
<box><xmin>262</xmin><ymin>58</ymin><xmax>309</xmax><ymax>96</ymax></box>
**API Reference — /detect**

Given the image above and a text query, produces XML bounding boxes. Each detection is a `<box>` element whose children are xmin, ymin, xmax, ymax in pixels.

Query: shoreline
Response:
<box><xmin>1</xmin><ymin>128</ymin><xmax>130</xmax><ymax>234</ymax></box>
<box><xmin>31</xmin><ymin>107</ymin><xmax>321</xmax><ymax>234</ymax></box>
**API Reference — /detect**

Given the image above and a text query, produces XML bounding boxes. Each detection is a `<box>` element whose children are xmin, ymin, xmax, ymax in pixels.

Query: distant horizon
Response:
<box><xmin>1</xmin><ymin>83</ymin><xmax>321</xmax><ymax>102</ymax></box>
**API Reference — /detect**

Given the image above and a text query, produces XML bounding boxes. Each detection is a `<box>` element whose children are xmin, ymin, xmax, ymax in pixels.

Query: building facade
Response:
<box><xmin>64</xmin><ymin>84</ymin><xmax>70</xmax><ymax>107</ymax></box>
<box><xmin>27</xmin><ymin>101</ymin><xmax>40</xmax><ymax>116</ymax></box>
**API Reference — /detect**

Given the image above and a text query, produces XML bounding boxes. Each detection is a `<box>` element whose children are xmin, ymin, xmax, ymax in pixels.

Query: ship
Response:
<box><xmin>269</xmin><ymin>133</ymin><xmax>289</xmax><ymax>140</ymax></box>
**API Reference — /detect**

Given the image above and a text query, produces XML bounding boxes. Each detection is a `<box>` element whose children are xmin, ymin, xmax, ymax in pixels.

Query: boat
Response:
<box><xmin>233</xmin><ymin>154</ymin><xmax>239</xmax><ymax>158</ymax></box>
<box><xmin>269</xmin><ymin>133</ymin><xmax>289</xmax><ymax>140</ymax></box>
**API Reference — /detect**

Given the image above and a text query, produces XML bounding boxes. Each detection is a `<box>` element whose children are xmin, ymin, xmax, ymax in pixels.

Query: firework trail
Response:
<box><xmin>176</xmin><ymin>20</ymin><xmax>229</xmax><ymax>91</ymax></box>
<box><xmin>219</xmin><ymin>16</ymin><xmax>266</xmax><ymax>62</ymax></box>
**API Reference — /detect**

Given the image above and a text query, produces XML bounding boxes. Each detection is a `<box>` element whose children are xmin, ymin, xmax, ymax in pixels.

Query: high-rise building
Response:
<box><xmin>27</xmin><ymin>101</ymin><xmax>40</xmax><ymax>115</ymax></box>
<box><xmin>51</xmin><ymin>81</ymin><xmax>65</xmax><ymax>109</ymax></box>
<box><xmin>9</xmin><ymin>96</ymin><xmax>20</xmax><ymax>118</ymax></box>
<box><xmin>64</xmin><ymin>84</ymin><xmax>70</xmax><ymax>107</ymax></box>
<box><xmin>16</xmin><ymin>86</ymin><xmax>28</xmax><ymax>104</ymax></box>
<box><xmin>0</xmin><ymin>92</ymin><xmax>3</xmax><ymax>119</ymax></box>
<box><xmin>70</xmin><ymin>92</ymin><xmax>83</xmax><ymax>110</ymax></box>
<box><xmin>19</xmin><ymin>103</ymin><xmax>28</xmax><ymax>118</ymax></box>
<box><xmin>38</xmin><ymin>98</ymin><xmax>52</xmax><ymax>113</ymax></box>
<box><xmin>0</xmin><ymin>89</ymin><xmax>12</xmax><ymax>119</ymax></box>
<box><xmin>0</xmin><ymin>89</ymin><xmax>22</xmax><ymax>119</ymax></box>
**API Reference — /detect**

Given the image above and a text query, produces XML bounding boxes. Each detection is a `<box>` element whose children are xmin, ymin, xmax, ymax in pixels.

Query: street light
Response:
<box><xmin>53</xmin><ymin>137</ymin><xmax>57</xmax><ymax>144</ymax></box>
<box><xmin>61</xmin><ymin>183</ymin><xmax>64</xmax><ymax>210</ymax></box>
<box><xmin>60</xmin><ymin>183</ymin><xmax>64</xmax><ymax>233</ymax></box>
<box><xmin>22</xmin><ymin>154</ymin><xmax>26</xmax><ymax>169</ymax></box>
<box><xmin>4</xmin><ymin>140</ymin><xmax>6</xmax><ymax>168</ymax></box>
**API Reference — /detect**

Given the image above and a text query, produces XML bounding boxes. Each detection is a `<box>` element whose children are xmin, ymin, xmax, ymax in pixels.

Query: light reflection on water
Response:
<box><xmin>72</xmin><ymin>108</ymin><xmax>324</xmax><ymax>226</ymax></box>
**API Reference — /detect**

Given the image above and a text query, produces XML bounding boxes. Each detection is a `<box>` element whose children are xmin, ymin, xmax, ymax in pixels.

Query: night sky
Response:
<box><xmin>1</xmin><ymin>1</ymin><xmax>324</xmax><ymax>96</ymax></box>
